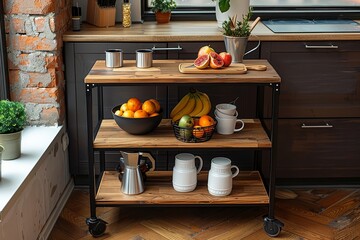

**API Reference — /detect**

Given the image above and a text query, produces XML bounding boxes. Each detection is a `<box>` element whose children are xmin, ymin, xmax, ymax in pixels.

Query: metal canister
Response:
<box><xmin>136</xmin><ymin>49</ymin><xmax>153</xmax><ymax>68</ymax></box>
<box><xmin>105</xmin><ymin>49</ymin><xmax>123</xmax><ymax>68</ymax></box>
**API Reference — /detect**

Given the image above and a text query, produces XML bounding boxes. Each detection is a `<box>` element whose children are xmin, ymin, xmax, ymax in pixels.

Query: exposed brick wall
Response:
<box><xmin>4</xmin><ymin>0</ymin><xmax>71</xmax><ymax>126</ymax></box>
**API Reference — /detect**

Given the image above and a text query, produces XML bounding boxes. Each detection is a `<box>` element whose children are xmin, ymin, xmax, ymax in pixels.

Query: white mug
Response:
<box><xmin>172</xmin><ymin>153</ymin><xmax>203</xmax><ymax>192</ymax></box>
<box><xmin>214</xmin><ymin>109</ymin><xmax>238</xmax><ymax>119</ymax></box>
<box><xmin>216</xmin><ymin>103</ymin><xmax>237</xmax><ymax>116</ymax></box>
<box><xmin>208</xmin><ymin>157</ymin><xmax>239</xmax><ymax>196</ymax></box>
<box><xmin>215</xmin><ymin>116</ymin><xmax>245</xmax><ymax>135</ymax></box>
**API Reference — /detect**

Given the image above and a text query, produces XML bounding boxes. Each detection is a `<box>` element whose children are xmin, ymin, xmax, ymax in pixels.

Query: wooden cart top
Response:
<box><xmin>85</xmin><ymin>59</ymin><xmax>281</xmax><ymax>84</ymax></box>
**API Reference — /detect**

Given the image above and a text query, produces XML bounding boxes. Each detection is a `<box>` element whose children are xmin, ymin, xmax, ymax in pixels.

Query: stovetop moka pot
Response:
<box><xmin>118</xmin><ymin>151</ymin><xmax>155</xmax><ymax>195</ymax></box>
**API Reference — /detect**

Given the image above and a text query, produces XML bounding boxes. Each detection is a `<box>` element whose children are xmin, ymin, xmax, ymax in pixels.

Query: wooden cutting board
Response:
<box><xmin>179</xmin><ymin>62</ymin><xmax>247</xmax><ymax>74</ymax></box>
<box><xmin>179</xmin><ymin>62</ymin><xmax>267</xmax><ymax>74</ymax></box>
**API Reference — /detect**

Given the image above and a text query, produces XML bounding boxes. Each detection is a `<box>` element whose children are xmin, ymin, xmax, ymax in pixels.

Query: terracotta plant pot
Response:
<box><xmin>155</xmin><ymin>11</ymin><xmax>171</xmax><ymax>24</ymax></box>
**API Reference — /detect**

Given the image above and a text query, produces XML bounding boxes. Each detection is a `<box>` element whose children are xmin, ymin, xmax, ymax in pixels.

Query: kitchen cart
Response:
<box><xmin>84</xmin><ymin>59</ymin><xmax>283</xmax><ymax>237</ymax></box>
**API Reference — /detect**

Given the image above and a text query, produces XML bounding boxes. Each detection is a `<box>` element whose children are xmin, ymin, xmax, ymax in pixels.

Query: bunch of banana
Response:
<box><xmin>170</xmin><ymin>89</ymin><xmax>212</xmax><ymax>122</ymax></box>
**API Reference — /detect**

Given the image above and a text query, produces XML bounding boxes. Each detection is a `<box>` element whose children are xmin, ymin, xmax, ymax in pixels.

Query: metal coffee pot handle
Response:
<box><xmin>117</xmin><ymin>152</ymin><xmax>156</xmax><ymax>181</ymax></box>
<box><xmin>139</xmin><ymin>152</ymin><xmax>156</xmax><ymax>172</ymax></box>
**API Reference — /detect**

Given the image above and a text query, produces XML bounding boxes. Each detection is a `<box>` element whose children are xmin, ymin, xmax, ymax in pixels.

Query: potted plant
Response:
<box><xmin>151</xmin><ymin>0</ymin><xmax>177</xmax><ymax>24</ymax></box>
<box><xmin>221</xmin><ymin>9</ymin><xmax>256</xmax><ymax>63</ymax></box>
<box><xmin>0</xmin><ymin>100</ymin><xmax>26</xmax><ymax>160</ymax></box>
<box><xmin>213</xmin><ymin>0</ymin><xmax>250</xmax><ymax>28</ymax></box>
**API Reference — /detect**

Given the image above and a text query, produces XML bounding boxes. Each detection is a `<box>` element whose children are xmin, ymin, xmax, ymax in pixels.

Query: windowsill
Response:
<box><xmin>0</xmin><ymin>126</ymin><xmax>64</xmax><ymax>218</ymax></box>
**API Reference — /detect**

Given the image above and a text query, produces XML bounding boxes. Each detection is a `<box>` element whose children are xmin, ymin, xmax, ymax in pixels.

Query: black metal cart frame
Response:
<box><xmin>84</xmin><ymin>68</ymin><xmax>283</xmax><ymax>237</ymax></box>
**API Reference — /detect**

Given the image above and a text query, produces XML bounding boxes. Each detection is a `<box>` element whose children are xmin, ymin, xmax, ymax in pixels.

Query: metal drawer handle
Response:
<box><xmin>305</xmin><ymin>44</ymin><xmax>338</xmax><ymax>49</ymax></box>
<box><xmin>152</xmin><ymin>45</ymin><xmax>182</xmax><ymax>51</ymax></box>
<box><xmin>301</xmin><ymin>123</ymin><xmax>333</xmax><ymax>128</ymax></box>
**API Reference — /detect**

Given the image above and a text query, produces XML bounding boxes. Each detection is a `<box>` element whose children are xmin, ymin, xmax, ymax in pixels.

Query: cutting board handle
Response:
<box><xmin>245</xmin><ymin>65</ymin><xmax>267</xmax><ymax>71</ymax></box>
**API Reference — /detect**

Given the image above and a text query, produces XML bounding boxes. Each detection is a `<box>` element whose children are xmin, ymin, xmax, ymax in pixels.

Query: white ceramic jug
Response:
<box><xmin>208</xmin><ymin>157</ymin><xmax>239</xmax><ymax>196</ymax></box>
<box><xmin>172</xmin><ymin>153</ymin><xmax>203</xmax><ymax>192</ymax></box>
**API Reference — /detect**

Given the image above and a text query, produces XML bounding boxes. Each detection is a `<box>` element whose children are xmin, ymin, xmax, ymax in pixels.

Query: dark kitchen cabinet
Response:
<box><xmin>64</xmin><ymin>41</ymin><xmax>260</xmax><ymax>183</ymax></box>
<box><xmin>261</xmin><ymin>41</ymin><xmax>360</xmax><ymax>180</ymax></box>
<box><xmin>65</xmin><ymin>42</ymin><xmax>168</xmax><ymax>182</ymax></box>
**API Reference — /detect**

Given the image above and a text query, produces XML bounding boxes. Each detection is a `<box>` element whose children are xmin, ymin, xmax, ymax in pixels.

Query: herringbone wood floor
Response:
<box><xmin>48</xmin><ymin>187</ymin><xmax>360</xmax><ymax>240</ymax></box>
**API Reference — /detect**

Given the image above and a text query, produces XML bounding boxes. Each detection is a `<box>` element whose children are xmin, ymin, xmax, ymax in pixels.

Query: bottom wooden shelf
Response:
<box><xmin>96</xmin><ymin>171</ymin><xmax>269</xmax><ymax>205</ymax></box>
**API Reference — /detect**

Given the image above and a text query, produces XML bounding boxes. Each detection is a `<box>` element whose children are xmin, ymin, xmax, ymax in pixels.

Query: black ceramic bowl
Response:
<box><xmin>111</xmin><ymin>105</ymin><xmax>163</xmax><ymax>135</ymax></box>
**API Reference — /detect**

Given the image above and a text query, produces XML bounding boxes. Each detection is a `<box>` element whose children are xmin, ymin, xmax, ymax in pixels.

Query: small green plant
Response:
<box><xmin>222</xmin><ymin>8</ymin><xmax>252</xmax><ymax>37</ymax></box>
<box><xmin>151</xmin><ymin>0</ymin><xmax>177</xmax><ymax>13</ymax></box>
<box><xmin>0</xmin><ymin>100</ymin><xmax>26</xmax><ymax>134</ymax></box>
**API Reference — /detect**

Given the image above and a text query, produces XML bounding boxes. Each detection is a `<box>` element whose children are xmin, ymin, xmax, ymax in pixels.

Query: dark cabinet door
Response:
<box><xmin>65</xmin><ymin>42</ymin><xmax>168</xmax><ymax>177</ymax></box>
<box><xmin>262</xmin><ymin>41</ymin><xmax>360</xmax><ymax>118</ymax></box>
<box><xmin>167</xmin><ymin>41</ymin><xmax>260</xmax><ymax>60</ymax></box>
<box><xmin>273</xmin><ymin>118</ymin><xmax>360</xmax><ymax>179</ymax></box>
<box><xmin>261</xmin><ymin>41</ymin><xmax>360</xmax><ymax>180</ymax></box>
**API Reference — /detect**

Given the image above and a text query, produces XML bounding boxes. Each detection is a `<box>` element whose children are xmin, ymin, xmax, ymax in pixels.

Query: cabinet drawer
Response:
<box><xmin>168</xmin><ymin>41</ymin><xmax>260</xmax><ymax>60</ymax></box>
<box><xmin>270</xmin><ymin>118</ymin><xmax>360</xmax><ymax>179</ymax></box>
<box><xmin>262</xmin><ymin>41</ymin><xmax>360</xmax><ymax>118</ymax></box>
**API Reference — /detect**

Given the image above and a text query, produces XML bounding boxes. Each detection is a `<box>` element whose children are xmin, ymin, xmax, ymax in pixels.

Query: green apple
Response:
<box><xmin>178</xmin><ymin>115</ymin><xmax>194</xmax><ymax>141</ymax></box>
<box><xmin>178</xmin><ymin>114</ymin><xmax>194</xmax><ymax>128</ymax></box>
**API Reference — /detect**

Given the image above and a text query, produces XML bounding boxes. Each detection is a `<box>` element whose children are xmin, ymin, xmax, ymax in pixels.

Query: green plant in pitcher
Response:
<box><xmin>212</xmin><ymin>0</ymin><xmax>231</xmax><ymax>13</ymax></box>
<box><xmin>0</xmin><ymin>100</ymin><xmax>26</xmax><ymax>134</ymax></box>
<box><xmin>222</xmin><ymin>8</ymin><xmax>253</xmax><ymax>37</ymax></box>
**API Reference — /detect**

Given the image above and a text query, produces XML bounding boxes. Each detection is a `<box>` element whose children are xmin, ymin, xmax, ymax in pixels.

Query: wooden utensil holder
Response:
<box><xmin>87</xmin><ymin>0</ymin><xmax>116</xmax><ymax>27</ymax></box>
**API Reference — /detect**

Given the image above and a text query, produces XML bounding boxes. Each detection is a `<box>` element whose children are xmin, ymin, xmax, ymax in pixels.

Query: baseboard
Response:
<box><xmin>38</xmin><ymin>179</ymin><xmax>75</xmax><ymax>240</ymax></box>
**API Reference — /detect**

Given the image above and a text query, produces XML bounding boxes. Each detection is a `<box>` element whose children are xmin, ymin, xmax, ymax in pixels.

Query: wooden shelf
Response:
<box><xmin>96</xmin><ymin>171</ymin><xmax>269</xmax><ymax>205</ymax></box>
<box><xmin>94</xmin><ymin>119</ymin><xmax>271</xmax><ymax>149</ymax></box>
<box><xmin>85</xmin><ymin>59</ymin><xmax>281</xmax><ymax>84</ymax></box>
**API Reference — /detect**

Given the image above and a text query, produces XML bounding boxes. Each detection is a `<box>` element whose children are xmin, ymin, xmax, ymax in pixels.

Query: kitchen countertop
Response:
<box><xmin>63</xmin><ymin>20</ymin><xmax>360</xmax><ymax>42</ymax></box>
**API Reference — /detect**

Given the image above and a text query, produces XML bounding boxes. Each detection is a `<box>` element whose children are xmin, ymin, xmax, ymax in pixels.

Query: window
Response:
<box><xmin>147</xmin><ymin>0</ymin><xmax>214</xmax><ymax>8</ymax></box>
<box><xmin>144</xmin><ymin>0</ymin><xmax>360</xmax><ymax>20</ymax></box>
<box><xmin>144</xmin><ymin>0</ymin><xmax>216</xmax><ymax>21</ymax></box>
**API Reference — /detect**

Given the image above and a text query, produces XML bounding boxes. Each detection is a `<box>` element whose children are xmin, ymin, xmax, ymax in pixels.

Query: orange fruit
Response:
<box><xmin>142</xmin><ymin>100</ymin><xmax>156</xmax><ymax>115</ymax></box>
<box><xmin>134</xmin><ymin>109</ymin><xmax>149</xmax><ymax>118</ymax></box>
<box><xmin>192</xmin><ymin>125</ymin><xmax>204</xmax><ymax>139</ymax></box>
<box><xmin>199</xmin><ymin>115</ymin><xmax>215</xmax><ymax>134</ymax></box>
<box><xmin>199</xmin><ymin>115</ymin><xmax>215</xmax><ymax>127</ymax></box>
<box><xmin>115</xmin><ymin>110</ymin><xmax>123</xmax><ymax>116</ymax></box>
<box><xmin>122</xmin><ymin>110</ymin><xmax>134</xmax><ymax>118</ymax></box>
<box><xmin>149</xmin><ymin>99</ymin><xmax>161</xmax><ymax>113</ymax></box>
<box><xmin>149</xmin><ymin>112</ymin><xmax>159</xmax><ymax>117</ymax></box>
<box><xmin>120</xmin><ymin>103</ymin><xmax>128</xmax><ymax>112</ymax></box>
<box><xmin>127</xmin><ymin>97</ymin><xmax>142</xmax><ymax>112</ymax></box>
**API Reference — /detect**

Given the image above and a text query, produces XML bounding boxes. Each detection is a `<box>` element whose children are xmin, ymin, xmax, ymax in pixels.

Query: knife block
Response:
<box><xmin>87</xmin><ymin>0</ymin><xmax>116</xmax><ymax>27</ymax></box>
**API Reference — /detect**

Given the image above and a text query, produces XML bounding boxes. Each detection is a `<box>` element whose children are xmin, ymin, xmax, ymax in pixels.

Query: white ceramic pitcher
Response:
<box><xmin>208</xmin><ymin>157</ymin><xmax>239</xmax><ymax>196</ymax></box>
<box><xmin>172</xmin><ymin>153</ymin><xmax>203</xmax><ymax>192</ymax></box>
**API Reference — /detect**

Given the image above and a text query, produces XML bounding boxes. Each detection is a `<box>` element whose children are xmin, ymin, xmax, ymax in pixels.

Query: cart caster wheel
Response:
<box><xmin>86</xmin><ymin>217</ymin><xmax>108</xmax><ymax>237</ymax></box>
<box><xmin>263</xmin><ymin>216</ymin><xmax>284</xmax><ymax>237</ymax></box>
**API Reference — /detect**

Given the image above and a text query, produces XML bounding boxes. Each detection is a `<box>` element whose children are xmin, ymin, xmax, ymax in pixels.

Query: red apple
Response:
<box><xmin>219</xmin><ymin>52</ymin><xmax>232</xmax><ymax>67</ymax></box>
<box><xmin>198</xmin><ymin>46</ymin><xmax>215</xmax><ymax>57</ymax></box>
